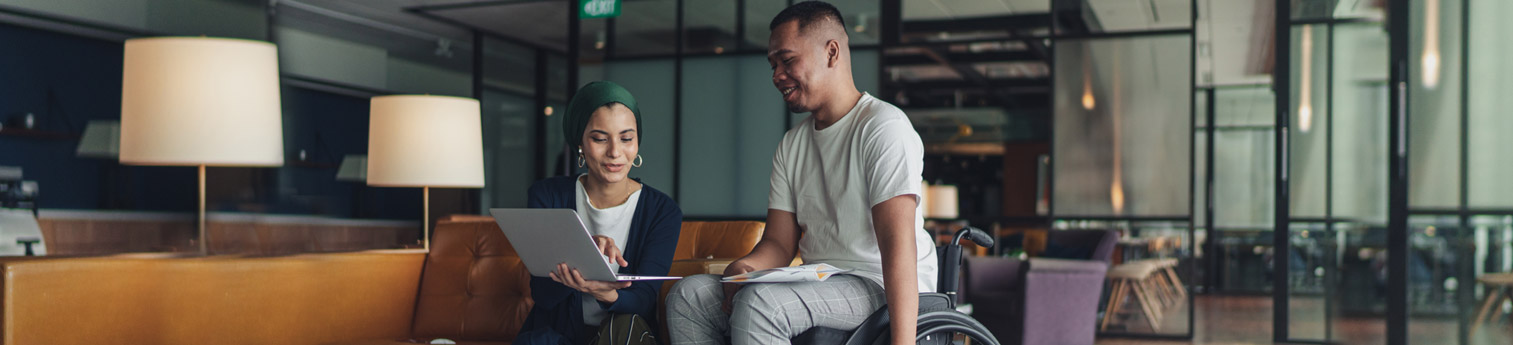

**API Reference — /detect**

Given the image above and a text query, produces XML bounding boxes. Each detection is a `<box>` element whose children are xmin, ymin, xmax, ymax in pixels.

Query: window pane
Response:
<box><xmin>1466</xmin><ymin>0</ymin><xmax>1513</xmax><ymax>208</ymax></box>
<box><xmin>581</xmin><ymin>18</ymin><xmax>609</xmax><ymax>61</ymax></box>
<box><xmin>828</xmin><ymin>0</ymin><xmax>880</xmax><ymax>46</ymax></box>
<box><xmin>1214</xmin><ymin>87</ymin><xmax>1275</xmax><ymax>127</ymax></box>
<box><xmin>684</xmin><ymin>0</ymin><xmax>737</xmax><ymax>54</ymax></box>
<box><xmin>481</xmin><ymin>89</ymin><xmax>536</xmax><ymax>209</ymax></box>
<box><xmin>1290</xmin><ymin>24</ymin><xmax>1329</xmax><ymax>218</ymax></box>
<box><xmin>482</xmin><ymin>38</ymin><xmax>535</xmax><ymax>96</ymax></box>
<box><xmin>1331</xmin><ymin>23</ymin><xmax>1390</xmax><ymax>224</ymax></box>
<box><xmin>602</xmin><ymin>59</ymin><xmax>677</xmax><ymax>193</ymax></box>
<box><xmin>1406</xmin><ymin>214</ymin><xmax>1464</xmax><ymax>344</ymax></box>
<box><xmin>1053</xmin><ymin>36</ymin><xmax>1192</xmax><ymax>217</ymax></box>
<box><xmin>614</xmin><ymin>0</ymin><xmax>677</xmax><ymax>57</ymax></box>
<box><xmin>745</xmin><ymin>0</ymin><xmax>787</xmax><ymax>50</ymax></box>
<box><xmin>1407</xmin><ymin>0</ymin><xmax>1464</xmax><ymax>209</ymax></box>
<box><xmin>680</xmin><ymin>56</ymin><xmax>786</xmax><ymax>216</ymax></box>
<box><xmin>1194</xmin><ymin>92</ymin><xmax>1208</xmax><ymax>226</ymax></box>
<box><xmin>1214</xmin><ymin>128</ymin><xmax>1275</xmax><ymax>229</ymax></box>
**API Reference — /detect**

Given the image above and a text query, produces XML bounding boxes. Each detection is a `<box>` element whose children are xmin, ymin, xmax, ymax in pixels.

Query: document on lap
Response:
<box><xmin>720</xmin><ymin>263</ymin><xmax>851</xmax><ymax>283</ymax></box>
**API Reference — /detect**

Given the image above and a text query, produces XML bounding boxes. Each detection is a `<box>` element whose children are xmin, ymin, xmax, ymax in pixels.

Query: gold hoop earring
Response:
<box><xmin>577</xmin><ymin>148</ymin><xmax>585</xmax><ymax>168</ymax></box>
<box><xmin>633</xmin><ymin>155</ymin><xmax>644</xmax><ymax>168</ymax></box>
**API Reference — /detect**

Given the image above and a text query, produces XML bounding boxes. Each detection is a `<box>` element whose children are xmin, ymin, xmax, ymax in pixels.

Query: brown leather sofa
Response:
<box><xmin>0</xmin><ymin>215</ymin><xmax>763</xmax><ymax>345</ymax></box>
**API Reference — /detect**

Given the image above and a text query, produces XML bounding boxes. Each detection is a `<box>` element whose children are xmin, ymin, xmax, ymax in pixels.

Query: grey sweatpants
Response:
<box><xmin>664</xmin><ymin>274</ymin><xmax>886</xmax><ymax>345</ymax></box>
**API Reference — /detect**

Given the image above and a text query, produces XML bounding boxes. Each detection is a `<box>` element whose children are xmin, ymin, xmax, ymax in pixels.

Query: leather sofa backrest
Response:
<box><xmin>1</xmin><ymin>251</ymin><xmax>424</xmax><ymax>345</ymax></box>
<box><xmin>411</xmin><ymin>215</ymin><xmax>533</xmax><ymax>342</ymax></box>
<box><xmin>674</xmin><ymin>221</ymin><xmax>765</xmax><ymax>261</ymax></box>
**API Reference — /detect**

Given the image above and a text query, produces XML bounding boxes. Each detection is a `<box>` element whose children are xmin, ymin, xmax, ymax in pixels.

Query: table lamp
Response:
<box><xmin>366</xmin><ymin>95</ymin><xmax>484</xmax><ymax>250</ymax></box>
<box><xmin>925</xmin><ymin>184</ymin><xmax>959</xmax><ymax>219</ymax></box>
<box><xmin>119</xmin><ymin>37</ymin><xmax>284</xmax><ymax>255</ymax></box>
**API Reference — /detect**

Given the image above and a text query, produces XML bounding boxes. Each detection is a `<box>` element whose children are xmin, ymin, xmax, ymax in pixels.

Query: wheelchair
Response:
<box><xmin>792</xmin><ymin>227</ymin><xmax>1002</xmax><ymax>345</ymax></box>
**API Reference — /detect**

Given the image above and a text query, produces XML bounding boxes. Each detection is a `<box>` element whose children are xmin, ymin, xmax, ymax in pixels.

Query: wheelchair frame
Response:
<box><xmin>792</xmin><ymin>227</ymin><xmax>1003</xmax><ymax>345</ymax></box>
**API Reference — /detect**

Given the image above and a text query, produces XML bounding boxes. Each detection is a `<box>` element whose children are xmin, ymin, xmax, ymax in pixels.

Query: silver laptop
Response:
<box><xmin>489</xmin><ymin>208</ymin><xmax>681</xmax><ymax>282</ymax></box>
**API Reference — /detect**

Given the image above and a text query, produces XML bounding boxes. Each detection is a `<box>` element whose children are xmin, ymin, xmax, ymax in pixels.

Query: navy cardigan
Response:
<box><xmin>514</xmin><ymin>176</ymin><xmax>682</xmax><ymax>345</ymax></box>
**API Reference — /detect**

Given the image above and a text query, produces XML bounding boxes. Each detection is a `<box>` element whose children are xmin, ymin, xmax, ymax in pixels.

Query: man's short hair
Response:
<box><xmin>769</xmin><ymin>1</ymin><xmax>846</xmax><ymax>34</ymax></box>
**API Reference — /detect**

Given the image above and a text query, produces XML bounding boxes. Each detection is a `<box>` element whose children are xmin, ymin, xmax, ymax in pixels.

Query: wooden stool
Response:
<box><xmin>1472</xmin><ymin>273</ymin><xmax>1513</xmax><ymax>334</ymax></box>
<box><xmin>1126</xmin><ymin>258</ymin><xmax>1185</xmax><ymax>308</ymax></box>
<box><xmin>1103</xmin><ymin>261</ymin><xmax>1163</xmax><ymax>331</ymax></box>
<box><xmin>1152</xmin><ymin>258</ymin><xmax>1187</xmax><ymax>302</ymax></box>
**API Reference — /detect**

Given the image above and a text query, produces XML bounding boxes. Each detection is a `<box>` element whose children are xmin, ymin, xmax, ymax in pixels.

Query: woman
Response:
<box><xmin>515</xmin><ymin>81</ymin><xmax>682</xmax><ymax>345</ymax></box>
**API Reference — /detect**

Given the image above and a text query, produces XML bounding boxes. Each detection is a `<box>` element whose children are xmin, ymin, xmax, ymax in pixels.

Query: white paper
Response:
<box><xmin>720</xmin><ymin>263</ymin><xmax>850</xmax><ymax>283</ymax></box>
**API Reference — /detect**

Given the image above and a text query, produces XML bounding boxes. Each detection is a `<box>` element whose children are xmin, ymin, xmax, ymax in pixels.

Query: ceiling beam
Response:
<box><xmin>888</xmin><ymin>51</ymin><xmax>1042</xmax><ymax>65</ymax></box>
<box><xmin>901</xmin><ymin>13</ymin><xmax>1050</xmax><ymax>33</ymax></box>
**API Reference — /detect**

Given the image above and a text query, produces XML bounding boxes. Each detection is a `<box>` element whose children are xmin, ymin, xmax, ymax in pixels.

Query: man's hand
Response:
<box><xmin>720</xmin><ymin>209</ymin><xmax>802</xmax><ymax>314</ymax></box>
<box><xmin>549</xmin><ymin>262</ymin><xmax>632</xmax><ymax>303</ymax></box>
<box><xmin>720</xmin><ymin>260</ymin><xmax>759</xmax><ymax>314</ymax></box>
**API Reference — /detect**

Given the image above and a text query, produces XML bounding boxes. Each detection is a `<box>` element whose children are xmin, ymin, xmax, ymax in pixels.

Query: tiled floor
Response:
<box><xmin>1093</xmin><ymin>295</ymin><xmax>1513</xmax><ymax>344</ymax></box>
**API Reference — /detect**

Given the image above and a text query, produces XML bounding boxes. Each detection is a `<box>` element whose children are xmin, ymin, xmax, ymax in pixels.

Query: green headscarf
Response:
<box><xmin>564</xmin><ymin>81</ymin><xmax>642</xmax><ymax>150</ymax></box>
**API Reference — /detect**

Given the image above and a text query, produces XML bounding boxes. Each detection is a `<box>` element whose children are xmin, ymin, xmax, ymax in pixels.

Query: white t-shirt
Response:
<box><xmin>768</xmin><ymin>92</ymin><xmax>938</xmax><ymax>292</ymax></box>
<box><xmin>575</xmin><ymin>175</ymin><xmax>643</xmax><ymax>326</ymax></box>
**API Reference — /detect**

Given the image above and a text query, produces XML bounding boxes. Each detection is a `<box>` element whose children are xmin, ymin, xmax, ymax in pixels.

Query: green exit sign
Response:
<box><xmin>580</xmin><ymin>0</ymin><xmax>620</xmax><ymax>19</ymax></box>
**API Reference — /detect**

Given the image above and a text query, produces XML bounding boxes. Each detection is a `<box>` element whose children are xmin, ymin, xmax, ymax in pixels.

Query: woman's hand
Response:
<box><xmin>549</xmin><ymin>262</ymin><xmax>632</xmax><ymax>303</ymax></box>
<box><xmin>593</xmin><ymin>235</ymin><xmax>630</xmax><ymax>268</ymax></box>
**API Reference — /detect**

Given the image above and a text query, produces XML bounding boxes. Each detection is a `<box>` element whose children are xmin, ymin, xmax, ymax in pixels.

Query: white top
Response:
<box><xmin>575</xmin><ymin>175</ymin><xmax>643</xmax><ymax>326</ymax></box>
<box><xmin>768</xmin><ymin>92</ymin><xmax>938</xmax><ymax>292</ymax></box>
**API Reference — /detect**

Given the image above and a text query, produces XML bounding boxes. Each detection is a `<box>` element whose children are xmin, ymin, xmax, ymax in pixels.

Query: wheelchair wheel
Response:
<box><xmin>846</xmin><ymin>310</ymin><xmax>1001</xmax><ymax>345</ymax></box>
<box><xmin>915</xmin><ymin>311</ymin><xmax>1000</xmax><ymax>345</ymax></box>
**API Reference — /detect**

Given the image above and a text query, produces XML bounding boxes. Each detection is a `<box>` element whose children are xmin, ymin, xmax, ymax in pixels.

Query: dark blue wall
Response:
<box><xmin>0</xmin><ymin>23</ymin><xmax>418</xmax><ymax>220</ymax></box>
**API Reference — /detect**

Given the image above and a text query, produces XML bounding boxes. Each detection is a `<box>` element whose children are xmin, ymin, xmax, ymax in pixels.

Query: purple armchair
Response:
<box><xmin>963</xmin><ymin>230</ymin><xmax>1119</xmax><ymax>345</ymax></box>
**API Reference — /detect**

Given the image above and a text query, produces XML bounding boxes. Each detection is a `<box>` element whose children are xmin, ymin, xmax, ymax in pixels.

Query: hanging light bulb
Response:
<box><xmin>1081</xmin><ymin>54</ymin><xmax>1095</xmax><ymax>110</ymax></box>
<box><xmin>1421</xmin><ymin>0</ymin><xmax>1441</xmax><ymax>89</ymax></box>
<box><xmin>1298</xmin><ymin>25</ymin><xmax>1314</xmax><ymax>133</ymax></box>
<box><xmin>1110</xmin><ymin>179</ymin><xmax>1125</xmax><ymax>215</ymax></box>
<box><xmin>1082</xmin><ymin>84</ymin><xmax>1096</xmax><ymax>110</ymax></box>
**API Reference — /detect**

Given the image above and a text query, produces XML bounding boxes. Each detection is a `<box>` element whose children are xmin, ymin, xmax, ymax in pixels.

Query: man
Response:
<box><xmin>665</xmin><ymin>2</ymin><xmax>936</xmax><ymax>345</ymax></box>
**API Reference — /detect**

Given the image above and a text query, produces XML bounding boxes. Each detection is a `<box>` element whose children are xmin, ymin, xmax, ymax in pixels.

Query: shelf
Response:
<box><xmin>0</xmin><ymin>128</ymin><xmax>76</xmax><ymax>140</ymax></box>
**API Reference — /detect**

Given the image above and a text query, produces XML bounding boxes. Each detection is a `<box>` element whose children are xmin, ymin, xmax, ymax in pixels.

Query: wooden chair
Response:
<box><xmin>1472</xmin><ymin>273</ymin><xmax>1513</xmax><ymax>334</ymax></box>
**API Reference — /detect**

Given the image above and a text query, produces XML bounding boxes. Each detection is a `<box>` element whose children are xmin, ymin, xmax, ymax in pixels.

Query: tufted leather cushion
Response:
<box><xmin>411</xmin><ymin>215</ymin><xmax>534</xmax><ymax>342</ymax></box>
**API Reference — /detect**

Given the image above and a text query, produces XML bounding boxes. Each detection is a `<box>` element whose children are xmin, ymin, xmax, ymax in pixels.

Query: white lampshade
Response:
<box><xmin>119</xmin><ymin>37</ymin><xmax>283</xmax><ymax>167</ymax></box>
<box><xmin>366</xmin><ymin>95</ymin><xmax>484</xmax><ymax>188</ymax></box>
<box><xmin>925</xmin><ymin>185</ymin><xmax>959</xmax><ymax>219</ymax></box>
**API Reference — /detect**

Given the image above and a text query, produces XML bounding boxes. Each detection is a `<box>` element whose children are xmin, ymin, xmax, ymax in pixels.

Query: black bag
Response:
<box><xmin>589</xmin><ymin>313</ymin><xmax>659</xmax><ymax>345</ymax></box>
